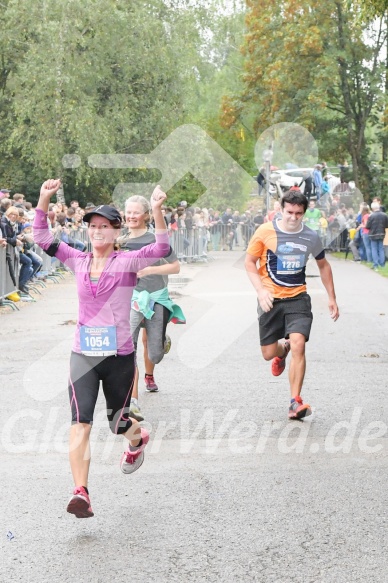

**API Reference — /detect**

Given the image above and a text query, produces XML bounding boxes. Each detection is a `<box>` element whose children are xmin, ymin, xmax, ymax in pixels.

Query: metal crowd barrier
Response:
<box><xmin>33</xmin><ymin>245</ymin><xmax>67</xmax><ymax>283</ymax></box>
<box><xmin>168</xmin><ymin>224</ymin><xmax>255</xmax><ymax>261</ymax></box>
<box><xmin>207</xmin><ymin>223</ymin><xmax>255</xmax><ymax>253</ymax></box>
<box><xmin>74</xmin><ymin>226</ymin><xmax>91</xmax><ymax>252</ymax></box>
<box><xmin>0</xmin><ymin>222</ymin><xmax>231</xmax><ymax>311</ymax></box>
<box><xmin>169</xmin><ymin>226</ymin><xmax>209</xmax><ymax>262</ymax></box>
<box><xmin>0</xmin><ymin>240</ymin><xmax>70</xmax><ymax>310</ymax></box>
<box><xmin>162</xmin><ymin>223</ymin><xmax>257</xmax><ymax>260</ymax></box>
<box><xmin>70</xmin><ymin>223</ymin><xmax>254</xmax><ymax>262</ymax></box>
<box><xmin>70</xmin><ymin>224</ymin><xmax>212</xmax><ymax>262</ymax></box>
<box><xmin>0</xmin><ymin>244</ymin><xmax>21</xmax><ymax>310</ymax></box>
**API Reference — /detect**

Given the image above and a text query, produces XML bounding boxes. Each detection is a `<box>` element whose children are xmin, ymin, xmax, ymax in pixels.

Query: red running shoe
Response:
<box><xmin>288</xmin><ymin>396</ymin><xmax>312</xmax><ymax>420</ymax></box>
<box><xmin>67</xmin><ymin>486</ymin><xmax>94</xmax><ymax>518</ymax></box>
<box><xmin>271</xmin><ymin>341</ymin><xmax>290</xmax><ymax>376</ymax></box>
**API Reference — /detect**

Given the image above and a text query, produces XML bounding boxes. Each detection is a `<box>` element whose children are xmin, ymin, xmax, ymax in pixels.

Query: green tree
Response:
<box><xmin>180</xmin><ymin>5</ymin><xmax>256</xmax><ymax>210</ymax></box>
<box><xmin>224</xmin><ymin>0</ymin><xmax>388</xmax><ymax>196</ymax></box>
<box><xmin>0</xmin><ymin>0</ymin><xmax>186</xmax><ymax>202</ymax></box>
<box><xmin>0</xmin><ymin>0</ymin><xmax>255</xmax><ymax>209</ymax></box>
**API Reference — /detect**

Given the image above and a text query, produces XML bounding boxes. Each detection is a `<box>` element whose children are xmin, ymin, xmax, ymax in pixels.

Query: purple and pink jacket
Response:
<box><xmin>33</xmin><ymin>209</ymin><xmax>170</xmax><ymax>355</ymax></box>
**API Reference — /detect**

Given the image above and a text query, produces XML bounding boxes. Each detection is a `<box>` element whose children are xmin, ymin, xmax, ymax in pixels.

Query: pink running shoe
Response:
<box><xmin>120</xmin><ymin>427</ymin><xmax>150</xmax><ymax>475</ymax></box>
<box><xmin>67</xmin><ymin>486</ymin><xmax>94</xmax><ymax>518</ymax></box>
<box><xmin>145</xmin><ymin>374</ymin><xmax>159</xmax><ymax>392</ymax></box>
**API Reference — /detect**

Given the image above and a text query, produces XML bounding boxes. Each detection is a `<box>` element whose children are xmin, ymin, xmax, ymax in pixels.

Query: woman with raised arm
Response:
<box><xmin>118</xmin><ymin>195</ymin><xmax>185</xmax><ymax>422</ymax></box>
<box><xmin>33</xmin><ymin>179</ymin><xmax>169</xmax><ymax>519</ymax></box>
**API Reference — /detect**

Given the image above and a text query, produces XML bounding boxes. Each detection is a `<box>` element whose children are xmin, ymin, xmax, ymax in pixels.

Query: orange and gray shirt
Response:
<box><xmin>247</xmin><ymin>220</ymin><xmax>325</xmax><ymax>299</ymax></box>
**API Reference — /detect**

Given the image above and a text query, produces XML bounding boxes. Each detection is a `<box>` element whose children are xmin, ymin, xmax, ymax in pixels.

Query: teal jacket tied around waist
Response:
<box><xmin>132</xmin><ymin>287</ymin><xmax>186</xmax><ymax>324</ymax></box>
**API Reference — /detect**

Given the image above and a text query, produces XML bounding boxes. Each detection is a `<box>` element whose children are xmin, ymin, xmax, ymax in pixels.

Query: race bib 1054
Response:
<box><xmin>80</xmin><ymin>325</ymin><xmax>117</xmax><ymax>356</ymax></box>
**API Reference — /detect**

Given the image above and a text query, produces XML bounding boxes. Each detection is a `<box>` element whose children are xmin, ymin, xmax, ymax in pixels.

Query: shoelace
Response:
<box><xmin>74</xmin><ymin>487</ymin><xmax>87</xmax><ymax>497</ymax></box>
<box><xmin>291</xmin><ymin>397</ymin><xmax>303</xmax><ymax>407</ymax></box>
<box><xmin>125</xmin><ymin>448</ymin><xmax>141</xmax><ymax>464</ymax></box>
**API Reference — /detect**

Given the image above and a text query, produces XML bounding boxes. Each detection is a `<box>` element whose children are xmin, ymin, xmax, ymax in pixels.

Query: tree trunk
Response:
<box><xmin>335</xmin><ymin>3</ymin><xmax>358</xmax><ymax>183</ymax></box>
<box><xmin>335</xmin><ymin>1</ymin><xmax>373</xmax><ymax>197</ymax></box>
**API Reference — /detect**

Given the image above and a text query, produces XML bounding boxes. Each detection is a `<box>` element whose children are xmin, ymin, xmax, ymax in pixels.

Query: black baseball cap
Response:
<box><xmin>83</xmin><ymin>204</ymin><xmax>122</xmax><ymax>224</ymax></box>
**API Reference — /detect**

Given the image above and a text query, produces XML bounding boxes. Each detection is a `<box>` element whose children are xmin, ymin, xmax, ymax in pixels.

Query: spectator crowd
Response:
<box><xmin>264</xmin><ymin>163</ymin><xmax>388</xmax><ymax>271</ymax></box>
<box><xmin>1</xmin><ymin>178</ymin><xmax>387</xmax><ymax>306</ymax></box>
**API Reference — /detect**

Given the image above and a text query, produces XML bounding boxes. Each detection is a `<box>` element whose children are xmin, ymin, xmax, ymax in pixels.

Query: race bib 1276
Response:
<box><xmin>276</xmin><ymin>254</ymin><xmax>304</xmax><ymax>275</ymax></box>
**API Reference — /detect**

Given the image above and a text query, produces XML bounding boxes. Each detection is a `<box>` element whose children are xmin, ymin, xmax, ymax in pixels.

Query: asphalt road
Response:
<box><xmin>1</xmin><ymin>251</ymin><xmax>388</xmax><ymax>583</ymax></box>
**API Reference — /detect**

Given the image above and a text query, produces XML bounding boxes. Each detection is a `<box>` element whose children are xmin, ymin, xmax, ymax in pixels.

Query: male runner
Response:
<box><xmin>245</xmin><ymin>190</ymin><xmax>339</xmax><ymax>419</ymax></box>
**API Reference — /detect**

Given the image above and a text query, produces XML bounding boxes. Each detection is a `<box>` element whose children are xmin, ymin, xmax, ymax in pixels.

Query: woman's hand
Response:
<box><xmin>40</xmin><ymin>179</ymin><xmax>62</xmax><ymax>200</ymax></box>
<box><xmin>37</xmin><ymin>179</ymin><xmax>62</xmax><ymax>213</ymax></box>
<box><xmin>150</xmin><ymin>185</ymin><xmax>168</xmax><ymax>234</ymax></box>
<box><xmin>150</xmin><ymin>185</ymin><xmax>167</xmax><ymax>210</ymax></box>
<box><xmin>137</xmin><ymin>266</ymin><xmax>154</xmax><ymax>278</ymax></box>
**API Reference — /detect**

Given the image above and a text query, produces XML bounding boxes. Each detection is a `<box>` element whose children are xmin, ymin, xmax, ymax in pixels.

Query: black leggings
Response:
<box><xmin>68</xmin><ymin>351</ymin><xmax>136</xmax><ymax>434</ymax></box>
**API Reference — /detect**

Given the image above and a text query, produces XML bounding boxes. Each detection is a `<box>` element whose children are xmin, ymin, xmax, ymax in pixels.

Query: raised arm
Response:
<box><xmin>126</xmin><ymin>186</ymin><xmax>170</xmax><ymax>273</ymax></box>
<box><xmin>36</xmin><ymin>179</ymin><xmax>62</xmax><ymax>213</ymax></box>
<box><xmin>151</xmin><ymin>185</ymin><xmax>168</xmax><ymax>235</ymax></box>
<box><xmin>33</xmin><ymin>180</ymin><xmax>84</xmax><ymax>266</ymax></box>
<box><xmin>33</xmin><ymin>179</ymin><xmax>62</xmax><ymax>249</ymax></box>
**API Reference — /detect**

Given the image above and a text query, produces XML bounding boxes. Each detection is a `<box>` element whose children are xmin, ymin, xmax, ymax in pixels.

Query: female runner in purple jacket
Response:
<box><xmin>34</xmin><ymin>179</ymin><xmax>169</xmax><ymax>518</ymax></box>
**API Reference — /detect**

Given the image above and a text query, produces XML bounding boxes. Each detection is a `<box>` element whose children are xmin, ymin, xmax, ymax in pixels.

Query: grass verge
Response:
<box><xmin>328</xmin><ymin>251</ymin><xmax>388</xmax><ymax>277</ymax></box>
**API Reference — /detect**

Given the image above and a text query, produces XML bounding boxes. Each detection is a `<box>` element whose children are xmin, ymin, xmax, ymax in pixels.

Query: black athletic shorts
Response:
<box><xmin>68</xmin><ymin>351</ymin><xmax>136</xmax><ymax>434</ymax></box>
<box><xmin>257</xmin><ymin>292</ymin><xmax>313</xmax><ymax>346</ymax></box>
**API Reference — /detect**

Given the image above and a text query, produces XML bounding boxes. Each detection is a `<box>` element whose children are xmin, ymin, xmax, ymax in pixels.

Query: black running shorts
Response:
<box><xmin>257</xmin><ymin>292</ymin><xmax>313</xmax><ymax>346</ymax></box>
<box><xmin>68</xmin><ymin>351</ymin><xmax>136</xmax><ymax>434</ymax></box>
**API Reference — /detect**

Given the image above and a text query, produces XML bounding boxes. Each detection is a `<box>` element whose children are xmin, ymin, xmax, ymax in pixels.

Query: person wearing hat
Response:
<box><xmin>33</xmin><ymin>179</ymin><xmax>169</xmax><ymax>519</ymax></box>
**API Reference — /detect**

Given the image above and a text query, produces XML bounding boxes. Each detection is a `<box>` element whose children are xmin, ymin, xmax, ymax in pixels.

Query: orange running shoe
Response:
<box><xmin>271</xmin><ymin>341</ymin><xmax>290</xmax><ymax>376</ymax></box>
<box><xmin>288</xmin><ymin>396</ymin><xmax>312</xmax><ymax>420</ymax></box>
